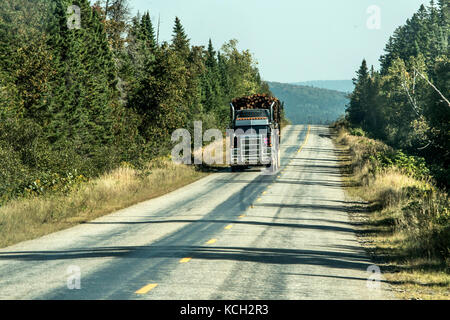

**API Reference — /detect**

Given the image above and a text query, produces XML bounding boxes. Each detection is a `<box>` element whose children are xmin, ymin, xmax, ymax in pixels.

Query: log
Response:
<box><xmin>232</xmin><ymin>94</ymin><xmax>282</xmax><ymax>124</ymax></box>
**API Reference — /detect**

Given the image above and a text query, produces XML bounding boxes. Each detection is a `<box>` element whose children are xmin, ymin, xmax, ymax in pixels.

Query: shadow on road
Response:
<box><xmin>30</xmin><ymin>217</ymin><xmax>358</xmax><ymax>233</ymax></box>
<box><xmin>0</xmin><ymin>245</ymin><xmax>373</xmax><ymax>272</ymax></box>
<box><xmin>214</xmin><ymin>178</ymin><xmax>345</xmax><ymax>188</ymax></box>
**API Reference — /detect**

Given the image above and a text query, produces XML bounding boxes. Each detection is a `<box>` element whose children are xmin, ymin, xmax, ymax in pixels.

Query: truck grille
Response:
<box><xmin>231</xmin><ymin>134</ymin><xmax>271</xmax><ymax>165</ymax></box>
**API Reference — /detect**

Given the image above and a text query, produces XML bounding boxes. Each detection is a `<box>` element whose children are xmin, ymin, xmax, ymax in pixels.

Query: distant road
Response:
<box><xmin>0</xmin><ymin>125</ymin><xmax>394</xmax><ymax>299</ymax></box>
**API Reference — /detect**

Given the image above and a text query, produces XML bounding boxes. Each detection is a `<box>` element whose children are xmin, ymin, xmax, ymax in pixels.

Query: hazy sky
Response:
<box><xmin>126</xmin><ymin>0</ymin><xmax>431</xmax><ymax>83</ymax></box>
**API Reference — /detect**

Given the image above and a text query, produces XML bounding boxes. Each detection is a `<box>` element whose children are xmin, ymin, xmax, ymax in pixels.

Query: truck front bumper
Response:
<box><xmin>230</xmin><ymin>148</ymin><xmax>272</xmax><ymax>165</ymax></box>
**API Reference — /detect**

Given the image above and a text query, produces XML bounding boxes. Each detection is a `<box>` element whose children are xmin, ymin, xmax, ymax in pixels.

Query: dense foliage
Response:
<box><xmin>346</xmin><ymin>0</ymin><xmax>449</xmax><ymax>188</ymax></box>
<box><xmin>269</xmin><ymin>82</ymin><xmax>348</xmax><ymax>124</ymax></box>
<box><xmin>0</xmin><ymin>0</ymin><xmax>271</xmax><ymax>203</ymax></box>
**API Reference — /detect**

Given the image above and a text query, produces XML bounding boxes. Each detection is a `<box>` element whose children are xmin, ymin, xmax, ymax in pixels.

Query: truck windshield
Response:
<box><xmin>234</xmin><ymin>126</ymin><xmax>269</xmax><ymax>135</ymax></box>
<box><xmin>236</xmin><ymin>110</ymin><xmax>269</xmax><ymax>118</ymax></box>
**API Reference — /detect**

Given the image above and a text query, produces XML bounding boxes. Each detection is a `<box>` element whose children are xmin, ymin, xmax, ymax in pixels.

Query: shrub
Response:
<box><xmin>349</xmin><ymin>127</ymin><xmax>366</xmax><ymax>137</ymax></box>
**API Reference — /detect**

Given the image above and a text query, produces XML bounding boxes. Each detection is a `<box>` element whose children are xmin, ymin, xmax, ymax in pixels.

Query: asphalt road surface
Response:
<box><xmin>0</xmin><ymin>125</ymin><xmax>394</xmax><ymax>300</ymax></box>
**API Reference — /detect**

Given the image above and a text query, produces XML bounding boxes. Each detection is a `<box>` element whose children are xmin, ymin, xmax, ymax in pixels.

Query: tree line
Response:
<box><xmin>268</xmin><ymin>82</ymin><xmax>348</xmax><ymax>125</ymax></box>
<box><xmin>347</xmin><ymin>0</ymin><xmax>449</xmax><ymax>188</ymax></box>
<box><xmin>0</xmin><ymin>0</ymin><xmax>271</xmax><ymax>203</ymax></box>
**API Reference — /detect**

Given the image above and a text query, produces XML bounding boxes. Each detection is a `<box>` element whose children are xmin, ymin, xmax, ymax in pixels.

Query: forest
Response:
<box><xmin>269</xmin><ymin>81</ymin><xmax>348</xmax><ymax>124</ymax></box>
<box><xmin>0</xmin><ymin>0</ymin><xmax>272</xmax><ymax>204</ymax></box>
<box><xmin>346</xmin><ymin>0</ymin><xmax>449</xmax><ymax>188</ymax></box>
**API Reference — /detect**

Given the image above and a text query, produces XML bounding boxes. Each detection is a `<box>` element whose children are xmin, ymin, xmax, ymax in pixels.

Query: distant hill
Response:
<box><xmin>268</xmin><ymin>82</ymin><xmax>349</xmax><ymax>125</ymax></box>
<box><xmin>291</xmin><ymin>80</ymin><xmax>354</xmax><ymax>93</ymax></box>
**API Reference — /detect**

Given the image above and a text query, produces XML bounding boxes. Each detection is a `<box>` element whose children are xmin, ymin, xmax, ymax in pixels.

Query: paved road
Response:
<box><xmin>0</xmin><ymin>125</ymin><xmax>394</xmax><ymax>300</ymax></box>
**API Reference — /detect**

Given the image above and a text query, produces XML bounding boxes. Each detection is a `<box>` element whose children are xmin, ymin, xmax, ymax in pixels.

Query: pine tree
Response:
<box><xmin>140</xmin><ymin>11</ymin><xmax>157</xmax><ymax>53</ymax></box>
<box><xmin>205</xmin><ymin>39</ymin><xmax>217</xmax><ymax>69</ymax></box>
<box><xmin>171</xmin><ymin>17</ymin><xmax>190</xmax><ymax>59</ymax></box>
<box><xmin>44</xmin><ymin>0</ymin><xmax>119</xmax><ymax>174</ymax></box>
<box><xmin>217</xmin><ymin>51</ymin><xmax>232</xmax><ymax>101</ymax></box>
<box><xmin>130</xmin><ymin>42</ymin><xmax>189</xmax><ymax>150</ymax></box>
<box><xmin>437</xmin><ymin>0</ymin><xmax>449</xmax><ymax>26</ymax></box>
<box><xmin>347</xmin><ymin>59</ymin><xmax>370</xmax><ymax>126</ymax></box>
<box><xmin>201</xmin><ymin>39</ymin><xmax>222</xmax><ymax>113</ymax></box>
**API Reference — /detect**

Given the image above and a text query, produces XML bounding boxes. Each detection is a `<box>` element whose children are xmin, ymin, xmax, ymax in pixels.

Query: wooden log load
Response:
<box><xmin>232</xmin><ymin>94</ymin><xmax>282</xmax><ymax>125</ymax></box>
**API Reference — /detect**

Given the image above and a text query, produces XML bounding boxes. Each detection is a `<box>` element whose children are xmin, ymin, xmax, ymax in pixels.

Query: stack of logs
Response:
<box><xmin>232</xmin><ymin>94</ymin><xmax>281</xmax><ymax>124</ymax></box>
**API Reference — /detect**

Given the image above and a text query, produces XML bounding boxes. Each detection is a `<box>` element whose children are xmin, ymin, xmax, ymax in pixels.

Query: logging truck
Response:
<box><xmin>228</xmin><ymin>94</ymin><xmax>282</xmax><ymax>172</ymax></box>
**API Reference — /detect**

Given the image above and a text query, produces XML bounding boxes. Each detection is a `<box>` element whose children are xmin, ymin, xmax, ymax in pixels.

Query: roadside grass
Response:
<box><xmin>0</xmin><ymin>157</ymin><xmax>207</xmax><ymax>248</ymax></box>
<box><xmin>331</xmin><ymin>121</ymin><xmax>450</xmax><ymax>300</ymax></box>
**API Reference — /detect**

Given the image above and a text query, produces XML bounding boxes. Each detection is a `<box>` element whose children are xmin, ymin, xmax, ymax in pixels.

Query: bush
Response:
<box><xmin>349</xmin><ymin>127</ymin><xmax>366</xmax><ymax>137</ymax></box>
<box><xmin>0</xmin><ymin>144</ymin><xmax>32</xmax><ymax>203</ymax></box>
<box><xmin>374</xmin><ymin>150</ymin><xmax>431</xmax><ymax>180</ymax></box>
<box><xmin>0</xmin><ymin>117</ymin><xmax>43</xmax><ymax>202</ymax></box>
<box><xmin>0</xmin><ymin>116</ymin><xmax>127</xmax><ymax>203</ymax></box>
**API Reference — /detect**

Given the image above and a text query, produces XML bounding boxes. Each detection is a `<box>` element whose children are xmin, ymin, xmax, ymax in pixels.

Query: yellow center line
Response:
<box><xmin>205</xmin><ymin>238</ymin><xmax>217</xmax><ymax>245</ymax></box>
<box><xmin>298</xmin><ymin>125</ymin><xmax>311</xmax><ymax>153</ymax></box>
<box><xmin>135</xmin><ymin>283</ymin><xmax>158</xmax><ymax>294</ymax></box>
<box><xmin>179</xmin><ymin>257</ymin><xmax>192</xmax><ymax>263</ymax></box>
<box><xmin>224</xmin><ymin>224</ymin><xmax>233</xmax><ymax>230</ymax></box>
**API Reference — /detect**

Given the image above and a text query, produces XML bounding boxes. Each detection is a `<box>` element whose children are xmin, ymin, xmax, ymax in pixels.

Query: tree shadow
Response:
<box><xmin>0</xmin><ymin>245</ymin><xmax>374</xmax><ymax>272</ymax></box>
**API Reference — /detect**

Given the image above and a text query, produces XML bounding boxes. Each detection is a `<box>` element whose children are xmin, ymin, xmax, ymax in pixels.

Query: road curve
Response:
<box><xmin>0</xmin><ymin>125</ymin><xmax>394</xmax><ymax>300</ymax></box>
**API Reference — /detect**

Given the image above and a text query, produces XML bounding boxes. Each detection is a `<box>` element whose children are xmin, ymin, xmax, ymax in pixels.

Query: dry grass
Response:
<box><xmin>359</xmin><ymin>169</ymin><xmax>423</xmax><ymax>206</ymax></box>
<box><xmin>384</xmin><ymin>266</ymin><xmax>450</xmax><ymax>300</ymax></box>
<box><xmin>332</xmin><ymin>123</ymin><xmax>450</xmax><ymax>300</ymax></box>
<box><xmin>0</xmin><ymin>157</ymin><xmax>207</xmax><ymax>248</ymax></box>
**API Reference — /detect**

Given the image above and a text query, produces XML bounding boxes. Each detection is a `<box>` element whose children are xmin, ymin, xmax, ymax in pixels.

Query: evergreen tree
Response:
<box><xmin>171</xmin><ymin>17</ymin><xmax>190</xmax><ymax>59</ymax></box>
<box><xmin>121</xmin><ymin>12</ymin><xmax>148</xmax><ymax>89</ymax></box>
<box><xmin>45</xmin><ymin>0</ymin><xmax>119</xmax><ymax>174</ymax></box>
<box><xmin>347</xmin><ymin>59</ymin><xmax>369</xmax><ymax>126</ymax></box>
<box><xmin>140</xmin><ymin>11</ymin><xmax>157</xmax><ymax>53</ymax></box>
<box><xmin>130</xmin><ymin>42</ymin><xmax>189</xmax><ymax>152</ymax></box>
<box><xmin>217</xmin><ymin>51</ymin><xmax>231</xmax><ymax>99</ymax></box>
<box><xmin>202</xmin><ymin>39</ymin><xmax>222</xmax><ymax>113</ymax></box>
<box><xmin>205</xmin><ymin>39</ymin><xmax>217</xmax><ymax>69</ymax></box>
